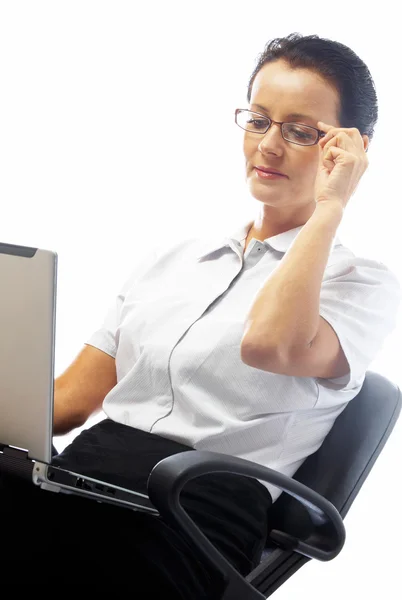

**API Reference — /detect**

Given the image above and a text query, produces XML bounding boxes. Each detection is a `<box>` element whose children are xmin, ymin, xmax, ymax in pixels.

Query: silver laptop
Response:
<box><xmin>0</xmin><ymin>240</ymin><xmax>159</xmax><ymax>515</ymax></box>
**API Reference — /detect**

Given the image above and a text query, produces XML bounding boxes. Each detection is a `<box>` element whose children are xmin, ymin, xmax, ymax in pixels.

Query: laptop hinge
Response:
<box><xmin>0</xmin><ymin>445</ymin><xmax>35</xmax><ymax>481</ymax></box>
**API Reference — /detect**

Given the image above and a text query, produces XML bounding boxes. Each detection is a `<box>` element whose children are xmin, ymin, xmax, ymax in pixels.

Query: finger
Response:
<box><xmin>319</xmin><ymin>122</ymin><xmax>364</xmax><ymax>147</ymax></box>
<box><xmin>320</xmin><ymin>131</ymin><xmax>354</xmax><ymax>151</ymax></box>
<box><xmin>318</xmin><ymin>130</ymin><xmax>338</xmax><ymax>147</ymax></box>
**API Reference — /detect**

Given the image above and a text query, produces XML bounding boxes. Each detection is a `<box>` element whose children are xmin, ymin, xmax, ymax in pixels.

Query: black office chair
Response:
<box><xmin>147</xmin><ymin>370</ymin><xmax>401</xmax><ymax>599</ymax></box>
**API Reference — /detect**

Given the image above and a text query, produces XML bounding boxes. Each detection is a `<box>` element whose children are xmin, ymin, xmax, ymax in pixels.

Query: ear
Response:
<box><xmin>363</xmin><ymin>134</ymin><xmax>369</xmax><ymax>153</ymax></box>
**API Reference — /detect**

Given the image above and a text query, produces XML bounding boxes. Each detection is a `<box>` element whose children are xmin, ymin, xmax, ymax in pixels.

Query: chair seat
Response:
<box><xmin>260</xmin><ymin>548</ymin><xmax>273</xmax><ymax>562</ymax></box>
<box><xmin>147</xmin><ymin>371</ymin><xmax>402</xmax><ymax>599</ymax></box>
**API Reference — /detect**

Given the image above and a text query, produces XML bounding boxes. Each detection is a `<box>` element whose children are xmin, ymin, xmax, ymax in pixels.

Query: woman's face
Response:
<box><xmin>244</xmin><ymin>59</ymin><xmax>341</xmax><ymax>219</ymax></box>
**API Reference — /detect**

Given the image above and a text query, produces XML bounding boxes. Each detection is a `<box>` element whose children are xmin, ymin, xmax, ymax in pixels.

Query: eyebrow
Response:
<box><xmin>251</xmin><ymin>103</ymin><xmax>316</xmax><ymax>123</ymax></box>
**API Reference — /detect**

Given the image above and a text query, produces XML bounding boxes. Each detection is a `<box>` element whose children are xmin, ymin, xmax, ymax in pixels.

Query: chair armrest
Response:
<box><xmin>147</xmin><ymin>450</ymin><xmax>345</xmax><ymax>596</ymax></box>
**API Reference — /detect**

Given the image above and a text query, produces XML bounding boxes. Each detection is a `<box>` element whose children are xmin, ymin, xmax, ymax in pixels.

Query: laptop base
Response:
<box><xmin>0</xmin><ymin>444</ymin><xmax>159</xmax><ymax>515</ymax></box>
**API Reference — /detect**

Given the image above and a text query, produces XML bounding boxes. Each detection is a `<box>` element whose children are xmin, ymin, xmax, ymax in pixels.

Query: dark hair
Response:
<box><xmin>247</xmin><ymin>32</ymin><xmax>378</xmax><ymax>143</ymax></box>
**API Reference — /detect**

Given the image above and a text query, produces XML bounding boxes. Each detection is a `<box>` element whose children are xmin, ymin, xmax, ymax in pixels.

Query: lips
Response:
<box><xmin>254</xmin><ymin>166</ymin><xmax>287</xmax><ymax>177</ymax></box>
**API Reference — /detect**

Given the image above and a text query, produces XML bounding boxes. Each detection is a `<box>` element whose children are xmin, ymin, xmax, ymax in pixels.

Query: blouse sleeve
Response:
<box><xmin>316</xmin><ymin>256</ymin><xmax>401</xmax><ymax>391</ymax></box>
<box><xmin>84</xmin><ymin>247</ymin><xmax>162</xmax><ymax>358</ymax></box>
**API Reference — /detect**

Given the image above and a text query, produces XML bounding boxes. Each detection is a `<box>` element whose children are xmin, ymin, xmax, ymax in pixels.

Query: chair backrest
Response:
<box><xmin>265</xmin><ymin>370</ymin><xmax>402</xmax><ymax>543</ymax></box>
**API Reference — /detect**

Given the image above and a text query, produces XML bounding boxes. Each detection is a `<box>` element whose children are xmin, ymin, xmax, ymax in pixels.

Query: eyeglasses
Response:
<box><xmin>234</xmin><ymin>108</ymin><xmax>326</xmax><ymax>146</ymax></box>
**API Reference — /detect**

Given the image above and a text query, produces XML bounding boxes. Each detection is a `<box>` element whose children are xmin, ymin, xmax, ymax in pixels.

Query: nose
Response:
<box><xmin>257</xmin><ymin>121</ymin><xmax>284</xmax><ymax>151</ymax></box>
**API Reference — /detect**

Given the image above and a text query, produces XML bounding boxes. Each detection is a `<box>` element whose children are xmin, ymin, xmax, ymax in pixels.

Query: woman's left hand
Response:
<box><xmin>314</xmin><ymin>120</ymin><xmax>369</xmax><ymax>210</ymax></box>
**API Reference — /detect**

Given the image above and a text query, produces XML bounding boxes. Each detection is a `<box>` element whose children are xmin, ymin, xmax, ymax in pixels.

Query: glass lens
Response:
<box><xmin>236</xmin><ymin>110</ymin><xmax>317</xmax><ymax>145</ymax></box>
<box><xmin>283</xmin><ymin>122</ymin><xmax>317</xmax><ymax>145</ymax></box>
<box><xmin>237</xmin><ymin>110</ymin><xmax>269</xmax><ymax>133</ymax></box>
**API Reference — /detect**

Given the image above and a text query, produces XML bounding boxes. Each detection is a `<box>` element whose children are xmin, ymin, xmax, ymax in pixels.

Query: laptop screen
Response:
<box><xmin>0</xmin><ymin>241</ymin><xmax>57</xmax><ymax>463</ymax></box>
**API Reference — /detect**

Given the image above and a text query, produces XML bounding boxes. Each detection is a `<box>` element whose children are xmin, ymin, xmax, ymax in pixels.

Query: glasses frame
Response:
<box><xmin>234</xmin><ymin>108</ymin><xmax>326</xmax><ymax>146</ymax></box>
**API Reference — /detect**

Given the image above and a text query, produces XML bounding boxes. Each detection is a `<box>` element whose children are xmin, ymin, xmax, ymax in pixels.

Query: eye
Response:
<box><xmin>285</xmin><ymin>124</ymin><xmax>317</xmax><ymax>143</ymax></box>
<box><xmin>247</xmin><ymin>118</ymin><xmax>268</xmax><ymax>129</ymax></box>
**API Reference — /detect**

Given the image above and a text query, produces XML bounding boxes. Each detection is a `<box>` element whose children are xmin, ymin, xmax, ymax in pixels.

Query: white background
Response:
<box><xmin>0</xmin><ymin>1</ymin><xmax>400</xmax><ymax>597</ymax></box>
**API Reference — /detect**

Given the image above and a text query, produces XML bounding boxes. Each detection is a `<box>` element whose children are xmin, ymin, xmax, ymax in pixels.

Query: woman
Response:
<box><xmin>1</xmin><ymin>32</ymin><xmax>399</xmax><ymax>598</ymax></box>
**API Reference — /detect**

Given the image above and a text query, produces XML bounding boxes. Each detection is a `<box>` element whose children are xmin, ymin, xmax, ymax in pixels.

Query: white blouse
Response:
<box><xmin>85</xmin><ymin>218</ymin><xmax>401</xmax><ymax>503</ymax></box>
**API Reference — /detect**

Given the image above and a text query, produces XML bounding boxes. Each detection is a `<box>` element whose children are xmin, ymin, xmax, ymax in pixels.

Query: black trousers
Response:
<box><xmin>0</xmin><ymin>419</ymin><xmax>272</xmax><ymax>599</ymax></box>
